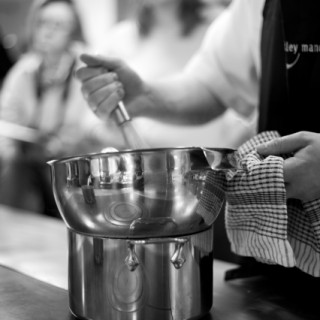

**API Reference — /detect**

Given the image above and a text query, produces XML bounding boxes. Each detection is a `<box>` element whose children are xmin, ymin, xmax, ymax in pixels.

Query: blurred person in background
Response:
<box><xmin>99</xmin><ymin>0</ymin><xmax>255</xmax><ymax>149</ymax></box>
<box><xmin>0</xmin><ymin>0</ymin><xmax>110</xmax><ymax>217</ymax></box>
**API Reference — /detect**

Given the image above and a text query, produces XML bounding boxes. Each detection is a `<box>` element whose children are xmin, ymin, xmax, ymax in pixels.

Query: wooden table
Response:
<box><xmin>0</xmin><ymin>204</ymin><xmax>319</xmax><ymax>320</ymax></box>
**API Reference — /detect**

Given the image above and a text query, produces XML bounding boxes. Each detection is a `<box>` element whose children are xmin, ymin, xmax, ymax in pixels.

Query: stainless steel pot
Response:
<box><xmin>68</xmin><ymin>227</ymin><xmax>214</xmax><ymax>320</ymax></box>
<box><xmin>48</xmin><ymin>147</ymin><xmax>240</xmax><ymax>320</ymax></box>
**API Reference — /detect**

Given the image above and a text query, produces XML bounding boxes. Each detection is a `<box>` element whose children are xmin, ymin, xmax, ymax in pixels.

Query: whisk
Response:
<box><xmin>112</xmin><ymin>101</ymin><xmax>147</xmax><ymax>150</ymax></box>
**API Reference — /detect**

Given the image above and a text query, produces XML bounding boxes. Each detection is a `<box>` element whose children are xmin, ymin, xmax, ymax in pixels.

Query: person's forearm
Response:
<box><xmin>134</xmin><ymin>75</ymin><xmax>226</xmax><ymax>125</ymax></box>
<box><xmin>76</xmin><ymin>54</ymin><xmax>227</xmax><ymax>126</ymax></box>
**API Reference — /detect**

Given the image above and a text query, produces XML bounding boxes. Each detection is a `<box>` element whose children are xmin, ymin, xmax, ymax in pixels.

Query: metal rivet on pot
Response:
<box><xmin>171</xmin><ymin>241</ymin><xmax>186</xmax><ymax>269</ymax></box>
<box><xmin>125</xmin><ymin>241</ymin><xmax>140</xmax><ymax>271</ymax></box>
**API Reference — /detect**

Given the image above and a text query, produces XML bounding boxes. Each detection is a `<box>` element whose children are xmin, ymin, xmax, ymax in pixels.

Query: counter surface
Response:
<box><xmin>0</xmin><ymin>205</ymin><xmax>318</xmax><ymax>320</ymax></box>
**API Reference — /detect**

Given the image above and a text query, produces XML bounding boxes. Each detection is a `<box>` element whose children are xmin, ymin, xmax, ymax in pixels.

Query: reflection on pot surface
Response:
<box><xmin>48</xmin><ymin>147</ymin><xmax>240</xmax><ymax>239</ymax></box>
<box><xmin>68</xmin><ymin>227</ymin><xmax>214</xmax><ymax>320</ymax></box>
<box><xmin>48</xmin><ymin>147</ymin><xmax>241</xmax><ymax>320</ymax></box>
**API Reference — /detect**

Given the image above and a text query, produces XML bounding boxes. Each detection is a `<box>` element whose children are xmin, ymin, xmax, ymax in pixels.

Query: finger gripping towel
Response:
<box><xmin>207</xmin><ymin>130</ymin><xmax>320</xmax><ymax>276</ymax></box>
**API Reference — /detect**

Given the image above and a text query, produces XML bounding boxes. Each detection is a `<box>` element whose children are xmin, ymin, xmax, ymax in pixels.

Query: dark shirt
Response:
<box><xmin>258</xmin><ymin>0</ymin><xmax>320</xmax><ymax>135</ymax></box>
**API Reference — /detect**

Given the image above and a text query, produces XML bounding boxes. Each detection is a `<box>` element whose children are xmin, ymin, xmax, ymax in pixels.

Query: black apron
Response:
<box><xmin>226</xmin><ymin>0</ymin><xmax>320</xmax><ymax>282</ymax></box>
<box><xmin>258</xmin><ymin>0</ymin><xmax>320</xmax><ymax>135</ymax></box>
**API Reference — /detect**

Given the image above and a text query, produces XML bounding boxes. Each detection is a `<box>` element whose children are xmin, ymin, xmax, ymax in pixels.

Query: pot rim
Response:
<box><xmin>47</xmin><ymin>146</ymin><xmax>237</xmax><ymax>166</ymax></box>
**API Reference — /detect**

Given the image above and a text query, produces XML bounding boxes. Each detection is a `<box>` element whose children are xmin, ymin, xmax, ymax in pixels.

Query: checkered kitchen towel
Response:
<box><xmin>220</xmin><ymin>131</ymin><xmax>320</xmax><ymax>277</ymax></box>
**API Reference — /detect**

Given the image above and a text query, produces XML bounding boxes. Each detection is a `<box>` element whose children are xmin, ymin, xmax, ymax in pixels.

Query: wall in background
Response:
<box><xmin>0</xmin><ymin>0</ymin><xmax>33</xmax><ymax>60</ymax></box>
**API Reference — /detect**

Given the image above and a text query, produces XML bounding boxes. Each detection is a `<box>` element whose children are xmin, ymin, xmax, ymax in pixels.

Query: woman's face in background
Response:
<box><xmin>32</xmin><ymin>2</ymin><xmax>76</xmax><ymax>56</ymax></box>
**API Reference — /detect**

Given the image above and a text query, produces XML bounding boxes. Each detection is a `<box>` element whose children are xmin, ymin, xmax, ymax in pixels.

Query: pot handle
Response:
<box><xmin>202</xmin><ymin>147</ymin><xmax>242</xmax><ymax>171</ymax></box>
<box><xmin>125</xmin><ymin>238</ymin><xmax>188</xmax><ymax>271</ymax></box>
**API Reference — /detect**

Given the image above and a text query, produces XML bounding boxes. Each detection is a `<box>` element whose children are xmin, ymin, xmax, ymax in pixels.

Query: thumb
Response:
<box><xmin>80</xmin><ymin>53</ymin><xmax>123</xmax><ymax>70</ymax></box>
<box><xmin>256</xmin><ymin>133</ymin><xmax>305</xmax><ymax>155</ymax></box>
